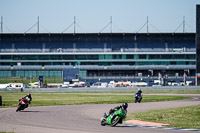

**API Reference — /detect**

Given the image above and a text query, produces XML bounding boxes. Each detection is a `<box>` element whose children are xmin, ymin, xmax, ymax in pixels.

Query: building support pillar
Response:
<box><xmin>196</xmin><ymin>5</ymin><xmax>200</xmax><ymax>86</ymax></box>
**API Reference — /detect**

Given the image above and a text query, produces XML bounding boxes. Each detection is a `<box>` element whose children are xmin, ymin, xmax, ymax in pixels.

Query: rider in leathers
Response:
<box><xmin>105</xmin><ymin>103</ymin><xmax>128</xmax><ymax>118</ymax></box>
<box><xmin>23</xmin><ymin>93</ymin><xmax>32</xmax><ymax>107</ymax></box>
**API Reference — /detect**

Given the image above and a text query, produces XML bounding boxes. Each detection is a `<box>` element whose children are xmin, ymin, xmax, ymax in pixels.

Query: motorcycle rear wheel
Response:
<box><xmin>16</xmin><ymin>105</ymin><xmax>21</xmax><ymax>112</ymax></box>
<box><xmin>101</xmin><ymin>119</ymin><xmax>106</xmax><ymax>126</ymax></box>
<box><xmin>111</xmin><ymin>115</ymin><xmax>120</xmax><ymax>127</ymax></box>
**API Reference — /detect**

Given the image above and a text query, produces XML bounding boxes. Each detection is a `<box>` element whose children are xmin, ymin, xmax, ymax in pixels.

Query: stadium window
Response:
<box><xmin>1</xmin><ymin>55</ymin><xmax>12</xmax><ymax>60</ymax></box>
<box><xmin>176</xmin><ymin>62</ymin><xmax>186</xmax><ymax>65</ymax></box>
<box><xmin>161</xmin><ymin>54</ymin><xmax>172</xmax><ymax>59</ymax></box>
<box><xmin>189</xmin><ymin>61</ymin><xmax>195</xmax><ymax>65</ymax></box>
<box><xmin>149</xmin><ymin>54</ymin><xmax>161</xmax><ymax>59</ymax></box>
<box><xmin>24</xmin><ymin>55</ymin><xmax>38</xmax><ymax>60</ymax></box>
<box><xmin>38</xmin><ymin>55</ymin><xmax>50</xmax><ymax>60</ymax></box>
<box><xmin>122</xmin><ymin>55</ymin><xmax>126</xmax><ymax>59</ymax></box>
<box><xmin>75</xmin><ymin>55</ymin><xmax>86</xmax><ymax>60</ymax></box>
<box><xmin>3</xmin><ymin>71</ymin><xmax>11</xmax><ymax>78</ymax></box>
<box><xmin>170</xmin><ymin>61</ymin><xmax>176</xmax><ymax>65</ymax></box>
<box><xmin>113</xmin><ymin>55</ymin><xmax>122</xmax><ymax>59</ymax></box>
<box><xmin>186</xmin><ymin>54</ymin><xmax>195</xmax><ymax>59</ymax></box>
<box><xmin>99</xmin><ymin>55</ymin><xmax>104</xmax><ymax>60</ymax></box>
<box><xmin>63</xmin><ymin>55</ymin><xmax>74</xmax><ymax>60</ymax></box>
<box><xmin>134</xmin><ymin>55</ymin><xmax>139</xmax><ymax>59</ymax></box>
<box><xmin>105</xmin><ymin>55</ymin><xmax>112</xmax><ymax>60</ymax></box>
<box><xmin>50</xmin><ymin>55</ymin><xmax>62</xmax><ymax>60</ymax></box>
<box><xmin>173</xmin><ymin>54</ymin><xmax>185</xmax><ymax>59</ymax></box>
<box><xmin>87</xmin><ymin>55</ymin><xmax>98</xmax><ymax>60</ymax></box>
<box><xmin>154</xmin><ymin>55</ymin><xmax>161</xmax><ymax>59</ymax></box>
<box><xmin>149</xmin><ymin>55</ymin><xmax>155</xmax><ymax>59</ymax></box>
<box><xmin>139</xmin><ymin>55</ymin><xmax>146</xmax><ymax>59</ymax></box>
<box><xmin>126</xmin><ymin>55</ymin><xmax>133</xmax><ymax>59</ymax></box>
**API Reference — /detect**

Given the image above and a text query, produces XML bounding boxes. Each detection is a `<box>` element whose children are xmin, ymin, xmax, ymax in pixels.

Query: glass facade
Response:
<box><xmin>0</xmin><ymin>54</ymin><xmax>196</xmax><ymax>61</ymax></box>
<box><xmin>0</xmin><ymin>71</ymin><xmax>62</xmax><ymax>78</ymax></box>
<box><xmin>0</xmin><ymin>33</ymin><xmax>196</xmax><ymax>79</ymax></box>
<box><xmin>0</xmin><ymin>53</ymin><xmax>195</xmax><ymax>67</ymax></box>
<box><xmin>87</xmin><ymin>70</ymin><xmax>196</xmax><ymax>77</ymax></box>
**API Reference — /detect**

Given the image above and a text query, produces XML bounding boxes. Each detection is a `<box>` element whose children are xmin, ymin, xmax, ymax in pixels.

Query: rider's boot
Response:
<box><xmin>104</xmin><ymin>113</ymin><xmax>108</xmax><ymax>118</ymax></box>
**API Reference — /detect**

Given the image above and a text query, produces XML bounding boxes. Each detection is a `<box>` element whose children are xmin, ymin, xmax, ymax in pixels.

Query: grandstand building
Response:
<box><xmin>0</xmin><ymin>33</ymin><xmax>195</xmax><ymax>83</ymax></box>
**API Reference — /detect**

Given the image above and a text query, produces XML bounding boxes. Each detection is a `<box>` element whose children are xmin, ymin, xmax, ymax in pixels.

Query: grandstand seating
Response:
<box><xmin>0</xmin><ymin>33</ymin><xmax>195</xmax><ymax>53</ymax></box>
<box><xmin>0</xmin><ymin>33</ymin><xmax>196</xmax><ymax>80</ymax></box>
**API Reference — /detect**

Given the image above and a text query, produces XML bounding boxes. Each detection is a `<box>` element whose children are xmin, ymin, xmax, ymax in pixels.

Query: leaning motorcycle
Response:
<box><xmin>135</xmin><ymin>93</ymin><xmax>142</xmax><ymax>103</ymax></box>
<box><xmin>100</xmin><ymin>108</ymin><xmax>127</xmax><ymax>127</ymax></box>
<box><xmin>16</xmin><ymin>97</ymin><xmax>30</xmax><ymax>112</ymax></box>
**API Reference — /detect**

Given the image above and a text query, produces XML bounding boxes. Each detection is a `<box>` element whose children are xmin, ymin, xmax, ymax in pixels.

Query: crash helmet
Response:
<box><xmin>122</xmin><ymin>103</ymin><xmax>128</xmax><ymax>109</ymax></box>
<box><xmin>138</xmin><ymin>88</ymin><xmax>141</xmax><ymax>91</ymax></box>
<box><xmin>27</xmin><ymin>93</ymin><xmax>31</xmax><ymax>97</ymax></box>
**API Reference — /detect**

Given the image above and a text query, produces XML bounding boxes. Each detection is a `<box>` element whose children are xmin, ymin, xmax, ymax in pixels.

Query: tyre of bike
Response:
<box><xmin>138</xmin><ymin>96</ymin><xmax>142</xmax><ymax>103</ymax></box>
<box><xmin>16</xmin><ymin>104</ymin><xmax>22</xmax><ymax>112</ymax></box>
<box><xmin>135</xmin><ymin>97</ymin><xmax>138</xmax><ymax>103</ymax></box>
<box><xmin>101</xmin><ymin>119</ymin><xmax>106</xmax><ymax>126</ymax></box>
<box><xmin>111</xmin><ymin>115</ymin><xmax>121</xmax><ymax>127</ymax></box>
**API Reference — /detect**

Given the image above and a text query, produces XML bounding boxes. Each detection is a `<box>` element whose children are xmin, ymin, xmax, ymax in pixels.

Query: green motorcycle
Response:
<box><xmin>101</xmin><ymin>108</ymin><xmax>127</xmax><ymax>127</ymax></box>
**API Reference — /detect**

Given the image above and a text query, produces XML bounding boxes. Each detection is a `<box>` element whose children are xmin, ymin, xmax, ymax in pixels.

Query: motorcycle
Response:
<box><xmin>100</xmin><ymin>108</ymin><xmax>127</xmax><ymax>127</ymax></box>
<box><xmin>135</xmin><ymin>93</ymin><xmax>142</xmax><ymax>103</ymax></box>
<box><xmin>16</xmin><ymin>97</ymin><xmax>30</xmax><ymax>112</ymax></box>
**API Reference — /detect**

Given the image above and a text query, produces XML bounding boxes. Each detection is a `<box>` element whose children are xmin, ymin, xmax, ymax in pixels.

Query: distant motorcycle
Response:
<box><xmin>16</xmin><ymin>97</ymin><xmax>30</xmax><ymax>112</ymax></box>
<box><xmin>100</xmin><ymin>108</ymin><xmax>127</xmax><ymax>127</ymax></box>
<box><xmin>135</xmin><ymin>93</ymin><xmax>142</xmax><ymax>103</ymax></box>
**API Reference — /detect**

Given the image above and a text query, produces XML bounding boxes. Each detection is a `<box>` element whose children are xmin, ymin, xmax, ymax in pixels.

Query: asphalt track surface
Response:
<box><xmin>0</xmin><ymin>94</ymin><xmax>200</xmax><ymax>133</ymax></box>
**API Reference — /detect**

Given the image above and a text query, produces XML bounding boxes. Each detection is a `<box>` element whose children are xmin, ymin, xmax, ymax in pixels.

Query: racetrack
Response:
<box><xmin>0</xmin><ymin>94</ymin><xmax>200</xmax><ymax>133</ymax></box>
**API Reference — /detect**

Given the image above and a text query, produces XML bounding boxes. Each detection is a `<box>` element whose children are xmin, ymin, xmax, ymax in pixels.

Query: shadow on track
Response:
<box><xmin>17</xmin><ymin>110</ymin><xmax>48</xmax><ymax>113</ymax></box>
<box><xmin>115</xmin><ymin>125</ymin><xmax>138</xmax><ymax>128</ymax></box>
<box><xmin>101</xmin><ymin>124</ymin><xmax>138</xmax><ymax>128</ymax></box>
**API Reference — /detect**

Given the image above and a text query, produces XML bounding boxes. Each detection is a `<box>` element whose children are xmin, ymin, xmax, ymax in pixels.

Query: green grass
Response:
<box><xmin>141</xmin><ymin>90</ymin><xmax>200</xmax><ymax>94</ymax></box>
<box><xmin>54</xmin><ymin>90</ymin><xmax>200</xmax><ymax>94</ymax></box>
<box><xmin>0</xmin><ymin>92</ymin><xmax>190</xmax><ymax>108</ymax></box>
<box><xmin>127</xmin><ymin>105</ymin><xmax>200</xmax><ymax>129</ymax></box>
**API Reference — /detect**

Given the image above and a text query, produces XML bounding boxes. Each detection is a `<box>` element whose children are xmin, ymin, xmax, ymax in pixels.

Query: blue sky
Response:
<box><xmin>0</xmin><ymin>0</ymin><xmax>199</xmax><ymax>33</ymax></box>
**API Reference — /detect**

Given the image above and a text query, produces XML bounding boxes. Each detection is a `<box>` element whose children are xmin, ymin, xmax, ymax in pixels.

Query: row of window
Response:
<box><xmin>0</xmin><ymin>41</ymin><xmax>194</xmax><ymax>48</ymax></box>
<box><xmin>0</xmin><ymin>70</ymin><xmax>196</xmax><ymax>78</ymax></box>
<box><xmin>0</xmin><ymin>71</ymin><xmax>62</xmax><ymax>78</ymax></box>
<box><xmin>0</xmin><ymin>61</ymin><xmax>195</xmax><ymax>66</ymax></box>
<box><xmin>0</xmin><ymin>54</ymin><xmax>195</xmax><ymax>60</ymax></box>
<box><xmin>87</xmin><ymin>70</ymin><xmax>196</xmax><ymax>77</ymax></box>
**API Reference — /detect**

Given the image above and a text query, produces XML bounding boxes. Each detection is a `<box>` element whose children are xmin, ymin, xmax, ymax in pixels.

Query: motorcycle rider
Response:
<box><xmin>23</xmin><ymin>93</ymin><xmax>32</xmax><ymax>107</ymax></box>
<box><xmin>104</xmin><ymin>103</ymin><xmax>128</xmax><ymax>118</ymax></box>
<box><xmin>135</xmin><ymin>88</ymin><xmax>142</xmax><ymax>103</ymax></box>
<box><xmin>137</xmin><ymin>88</ymin><xmax>142</xmax><ymax>96</ymax></box>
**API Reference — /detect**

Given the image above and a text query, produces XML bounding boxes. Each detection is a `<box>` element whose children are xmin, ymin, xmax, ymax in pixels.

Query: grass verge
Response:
<box><xmin>0</xmin><ymin>92</ymin><xmax>190</xmax><ymax>108</ymax></box>
<box><xmin>141</xmin><ymin>90</ymin><xmax>200</xmax><ymax>94</ymax></box>
<box><xmin>57</xmin><ymin>90</ymin><xmax>200</xmax><ymax>94</ymax></box>
<box><xmin>126</xmin><ymin>105</ymin><xmax>200</xmax><ymax>129</ymax></box>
